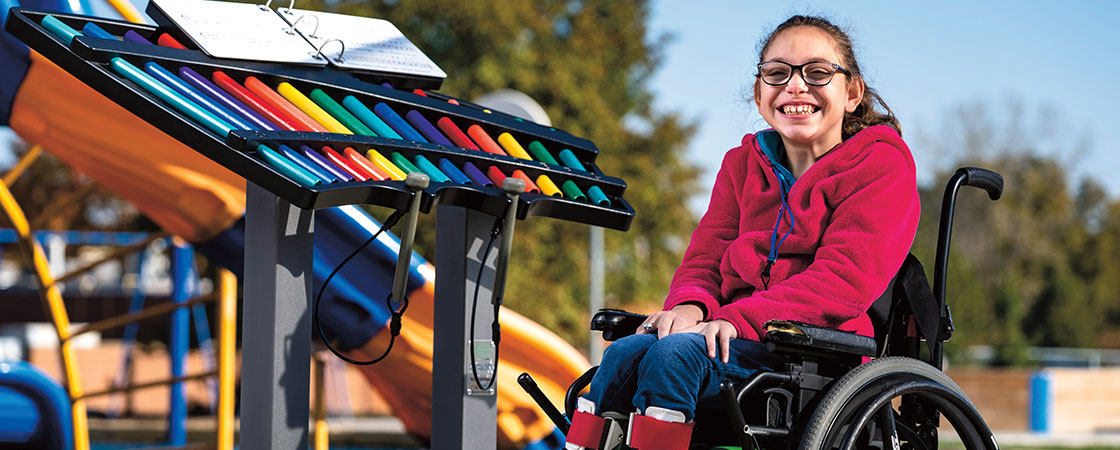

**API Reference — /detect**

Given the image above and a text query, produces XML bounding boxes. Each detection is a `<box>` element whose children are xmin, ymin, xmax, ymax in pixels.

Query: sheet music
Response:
<box><xmin>150</xmin><ymin>0</ymin><xmax>327</xmax><ymax>66</ymax></box>
<box><xmin>279</xmin><ymin>7</ymin><xmax>447</xmax><ymax>78</ymax></box>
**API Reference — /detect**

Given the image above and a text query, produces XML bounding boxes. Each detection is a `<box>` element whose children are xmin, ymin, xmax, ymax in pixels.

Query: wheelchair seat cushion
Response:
<box><xmin>763</xmin><ymin>320</ymin><xmax>877</xmax><ymax>357</ymax></box>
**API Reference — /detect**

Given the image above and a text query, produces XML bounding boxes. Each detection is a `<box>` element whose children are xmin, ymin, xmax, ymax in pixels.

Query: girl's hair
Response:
<box><xmin>754</xmin><ymin>15</ymin><xmax>901</xmax><ymax>139</ymax></box>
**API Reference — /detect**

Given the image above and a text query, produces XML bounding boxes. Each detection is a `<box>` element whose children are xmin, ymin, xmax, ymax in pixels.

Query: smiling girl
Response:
<box><xmin>563</xmin><ymin>15</ymin><xmax>921</xmax><ymax>450</ymax></box>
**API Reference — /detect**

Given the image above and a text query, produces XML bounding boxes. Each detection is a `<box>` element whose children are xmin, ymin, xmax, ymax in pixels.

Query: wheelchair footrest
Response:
<box><xmin>763</xmin><ymin>320</ymin><xmax>877</xmax><ymax>357</ymax></box>
<box><xmin>627</xmin><ymin>414</ymin><xmax>693</xmax><ymax>450</ymax></box>
<box><xmin>568</xmin><ymin>411</ymin><xmax>610</xmax><ymax>449</ymax></box>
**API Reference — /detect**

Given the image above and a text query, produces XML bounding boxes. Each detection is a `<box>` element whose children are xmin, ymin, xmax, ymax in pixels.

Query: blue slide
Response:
<box><xmin>0</xmin><ymin>361</ymin><xmax>74</xmax><ymax>449</ymax></box>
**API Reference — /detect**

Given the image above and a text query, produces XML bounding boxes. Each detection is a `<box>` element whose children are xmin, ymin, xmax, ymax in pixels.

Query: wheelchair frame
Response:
<box><xmin>519</xmin><ymin>167</ymin><xmax>1005</xmax><ymax>450</ymax></box>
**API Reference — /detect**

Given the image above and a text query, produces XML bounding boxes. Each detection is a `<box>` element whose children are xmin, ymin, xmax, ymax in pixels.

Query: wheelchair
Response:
<box><xmin>519</xmin><ymin>167</ymin><xmax>1004</xmax><ymax>450</ymax></box>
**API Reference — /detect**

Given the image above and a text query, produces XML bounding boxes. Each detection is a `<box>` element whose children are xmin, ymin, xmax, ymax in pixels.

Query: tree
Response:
<box><xmin>315</xmin><ymin>0</ymin><xmax>702</xmax><ymax>346</ymax></box>
<box><xmin>4</xmin><ymin>140</ymin><xmax>143</xmax><ymax>232</ymax></box>
<box><xmin>915</xmin><ymin>99</ymin><xmax>1120</xmax><ymax>365</ymax></box>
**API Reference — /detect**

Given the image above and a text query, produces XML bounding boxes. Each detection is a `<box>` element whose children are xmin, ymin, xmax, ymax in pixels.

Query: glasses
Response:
<box><xmin>756</xmin><ymin>60</ymin><xmax>851</xmax><ymax>86</ymax></box>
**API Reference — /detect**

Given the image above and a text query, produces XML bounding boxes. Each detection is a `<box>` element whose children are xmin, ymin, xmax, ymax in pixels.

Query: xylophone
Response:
<box><xmin>5</xmin><ymin>9</ymin><xmax>635</xmax><ymax>231</ymax></box>
<box><xmin>6</xmin><ymin>6</ymin><xmax>631</xmax><ymax>449</ymax></box>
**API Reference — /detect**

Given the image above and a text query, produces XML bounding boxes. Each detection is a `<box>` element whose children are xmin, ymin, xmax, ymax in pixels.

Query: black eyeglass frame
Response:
<box><xmin>755</xmin><ymin>60</ymin><xmax>852</xmax><ymax>86</ymax></box>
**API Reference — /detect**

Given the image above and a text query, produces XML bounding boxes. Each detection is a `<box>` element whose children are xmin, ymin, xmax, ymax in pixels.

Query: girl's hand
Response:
<box><xmin>681</xmin><ymin>319</ymin><xmax>739</xmax><ymax>363</ymax></box>
<box><xmin>637</xmin><ymin>304</ymin><xmax>704</xmax><ymax>339</ymax></box>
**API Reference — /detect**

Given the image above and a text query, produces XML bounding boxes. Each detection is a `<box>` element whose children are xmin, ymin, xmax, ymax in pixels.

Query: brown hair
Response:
<box><xmin>753</xmin><ymin>15</ymin><xmax>901</xmax><ymax>139</ymax></box>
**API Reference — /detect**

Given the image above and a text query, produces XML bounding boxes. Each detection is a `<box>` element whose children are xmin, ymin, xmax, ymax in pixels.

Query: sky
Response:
<box><xmin>646</xmin><ymin>0</ymin><xmax>1120</xmax><ymax>212</ymax></box>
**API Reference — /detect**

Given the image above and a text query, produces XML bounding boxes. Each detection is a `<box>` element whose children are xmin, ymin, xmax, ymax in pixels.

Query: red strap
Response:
<box><xmin>628</xmin><ymin>414</ymin><xmax>694</xmax><ymax>450</ymax></box>
<box><xmin>567</xmin><ymin>411</ymin><xmax>607</xmax><ymax>448</ymax></box>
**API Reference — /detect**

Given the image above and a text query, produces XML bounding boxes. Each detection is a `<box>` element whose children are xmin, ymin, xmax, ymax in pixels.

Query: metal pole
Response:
<box><xmin>313</xmin><ymin>356</ymin><xmax>328</xmax><ymax>450</ymax></box>
<box><xmin>432</xmin><ymin>206</ymin><xmax>499</xmax><ymax>450</ymax></box>
<box><xmin>168</xmin><ymin>239</ymin><xmax>192</xmax><ymax>446</ymax></box>
<box><xmin>240</xmin><ymin>183</ymin><xmax>315</xmax><ymax>450</ymax></box>
<box><xmin>216</xmin><ymin>269</ymin><xmax>236</xmax><ymax>450</ymax></box>
<box><xmin>589</xmin><ymin>226</ymin><xmax>604</xmax><ymax>365</ymax></box>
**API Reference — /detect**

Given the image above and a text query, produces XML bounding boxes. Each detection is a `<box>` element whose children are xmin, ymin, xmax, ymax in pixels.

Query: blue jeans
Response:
<box><xmin>585</xmin><ymin>333</ymin><xmax>783</xmax><ymax>421</ymax></box>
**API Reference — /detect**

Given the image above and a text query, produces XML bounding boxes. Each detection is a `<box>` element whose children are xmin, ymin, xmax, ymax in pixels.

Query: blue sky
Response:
<box><xmin>647</xmin><ymin>1</ymin><xmax>1120</xmax><ymax>211</ymax></box>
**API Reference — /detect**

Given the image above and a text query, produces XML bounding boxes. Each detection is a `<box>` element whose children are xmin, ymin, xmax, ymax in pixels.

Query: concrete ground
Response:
<box><xmin>90</xmin><ymin>417</ymin><xmax>1120</xmax><ymax>449</ymax></box>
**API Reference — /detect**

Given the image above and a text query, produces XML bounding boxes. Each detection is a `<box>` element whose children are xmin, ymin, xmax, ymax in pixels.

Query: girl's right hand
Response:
<box><xmin>637</xmin><ymin>304</ymin><xmax>704</xmax><ymax>339</ymax></box>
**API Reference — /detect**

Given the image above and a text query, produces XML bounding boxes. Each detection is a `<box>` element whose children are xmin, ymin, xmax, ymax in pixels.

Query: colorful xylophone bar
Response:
<box><xmin>37</xmin><ymin>14</ymin><xmax>618</xmax><ymax>211</ymax></box>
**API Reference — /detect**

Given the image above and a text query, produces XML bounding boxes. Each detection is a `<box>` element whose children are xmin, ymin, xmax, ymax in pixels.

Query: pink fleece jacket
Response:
<box><xmin>663</xmin><ymin>125</ymin><xmax>920</xmax><ymax>342</ymax></box>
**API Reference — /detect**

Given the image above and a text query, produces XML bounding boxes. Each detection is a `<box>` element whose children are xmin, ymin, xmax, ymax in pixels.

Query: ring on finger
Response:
<box><xmin>642</xmin><ymin>322</ymin><xmax>654</xmax><ymax>331</ymax></box>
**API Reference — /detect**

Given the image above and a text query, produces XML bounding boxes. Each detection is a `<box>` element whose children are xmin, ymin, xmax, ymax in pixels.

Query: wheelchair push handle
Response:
<box><xmin>932</xmin><ymin>166</ymin><xmax>1003</xmax><ymax>369</ymax></box>
<box><xmin>957</xmin><ymin>167</ymin><xmax>1003</xmax><ymax>200</ymax></box>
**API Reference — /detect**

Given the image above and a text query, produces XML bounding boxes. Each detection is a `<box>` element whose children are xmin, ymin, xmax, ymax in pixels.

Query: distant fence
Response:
<box><xmin>949</xmin><ymin>368</ymin><xmax>1120</xmax><ymax>433</ymax></box>
<box><xmin>967</xmin><ymin>345</ymin><xmax>1120</xmax><ymax>368</ymax></box>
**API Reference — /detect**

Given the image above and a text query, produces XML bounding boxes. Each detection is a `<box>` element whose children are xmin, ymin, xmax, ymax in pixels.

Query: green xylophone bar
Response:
<box><xmin>390</xmin><ymin>152</ymin><xmax>422</xmax><ymax>174</ymax></box>
<box><xmin>310</xmin><ymin>90</ymin><xmax>376</xmax><ymax>136</ymax></box>
<box><xmin>560</xmin><ymin>180</ymin><xmax>586</xmax><ymax>201</ymax></box>
<box><xmin>527</xmin><ymin>141</ymin><xmax>560</xmax><ymax>165</ymax></box>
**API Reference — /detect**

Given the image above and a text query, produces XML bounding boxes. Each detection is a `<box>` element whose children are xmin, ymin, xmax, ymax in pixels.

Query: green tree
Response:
<box><xmin>4</xmin><ymin>141</ymin><xmax>142</xmax><ymax>232</ymax></box>
<box><xmin>319</xmin><ymin>0</ymin><xmax>701</xmax><ymax>345</ymax></box>
<box><xmin>915</xmin><ymin>99</ymin><xmax>1120</xmax><ymax>365</ymax></box>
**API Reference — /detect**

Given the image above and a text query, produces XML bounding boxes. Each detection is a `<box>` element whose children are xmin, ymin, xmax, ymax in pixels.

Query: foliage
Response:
<box><xmin>914</xmin><ymin>100</ymin><xmax>1120</xmax><ymax>366</ymax></box>
<box><xmin>320</xmin><ymin>0</ymin><xmax>703</xmax><ymax>346</ymax></box>
<box><xmin>3</xmin><ymin>140</ymin><xmax>143</xmax><ymax>232</ymax></box>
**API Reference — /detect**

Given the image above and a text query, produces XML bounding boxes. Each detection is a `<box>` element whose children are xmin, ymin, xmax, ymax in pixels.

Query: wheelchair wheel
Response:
<box><xmin>798</xmin><ymin>357</ymin><xmax>997</xmax><ymax>450</ymax></box>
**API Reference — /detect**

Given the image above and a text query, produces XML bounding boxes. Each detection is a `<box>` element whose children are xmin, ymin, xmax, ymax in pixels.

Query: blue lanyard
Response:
<box><xmin>757</xmin><ymin>131</ymin><xmax>796</xmax><ymax>289</ymax></box>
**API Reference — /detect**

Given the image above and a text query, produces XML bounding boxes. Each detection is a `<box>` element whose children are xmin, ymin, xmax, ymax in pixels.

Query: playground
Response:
<box><xmin>3</xmin><ymin>0</ymin><xmax>1120</xmax><ymax>449</ymax></box>
<box><xmin>0</xmin><ymin>0</ymin><xmax>595</xmax><ymax>447</ymax></box>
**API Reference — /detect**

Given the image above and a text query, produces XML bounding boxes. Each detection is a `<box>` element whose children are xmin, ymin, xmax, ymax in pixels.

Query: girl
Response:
<box><xmin>564</xmin><ymin>15</ymin><xmax>920</xmax><ymax>450</ymax></box>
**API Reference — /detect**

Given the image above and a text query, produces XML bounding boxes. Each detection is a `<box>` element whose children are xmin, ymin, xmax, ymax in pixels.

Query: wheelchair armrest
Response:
<box><xmin>591</xmin><ymin>309</ymin><xmax>647</xmax><ymax>341</ymax></box>
<box><xmin>763</xmin><ymin>320</ymin><xmax>877</xmax><ymax>358</ymax></box>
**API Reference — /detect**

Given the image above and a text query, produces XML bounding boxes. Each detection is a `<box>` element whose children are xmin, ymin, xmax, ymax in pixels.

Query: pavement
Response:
<box><xmin>90</xmin><ymin>417</ymin><xmax>1120</xmax><ymax>448</ymax></box>
<box><xmin>89</xmin><ymin>416</ymin><xmax>424</xmax><ymax>447</ymax></box>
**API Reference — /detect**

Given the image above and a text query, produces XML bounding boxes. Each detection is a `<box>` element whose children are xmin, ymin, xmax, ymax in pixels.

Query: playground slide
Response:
<box><xmin>0</xmin><ymin>361</ymin><xmax>73</xmax><ymax>448</ymax></box>
<box><xmin>0</xmin><ymin>1</ymin><xmax>586</xmax><ymax>448</ymax></box>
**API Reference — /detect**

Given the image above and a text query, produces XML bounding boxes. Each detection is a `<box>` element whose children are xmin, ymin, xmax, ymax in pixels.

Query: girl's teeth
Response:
<box><xmin>783</xmin><ymin>105</ymin><xmax>815</xmax><ymax>115</ymax></box>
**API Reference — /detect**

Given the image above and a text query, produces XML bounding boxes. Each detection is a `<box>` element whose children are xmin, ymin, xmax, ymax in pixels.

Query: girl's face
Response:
<box><xmin>755</xmin><ymin>27</ymin><xmax>864</xmax><ymax>152</ymax></box>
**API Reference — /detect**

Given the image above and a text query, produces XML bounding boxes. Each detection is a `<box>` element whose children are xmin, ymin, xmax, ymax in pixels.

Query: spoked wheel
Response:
<box><xmin>798</xmin><ymin>357</ymin><xmax>998</xmax><ymax>450</ymax></box>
